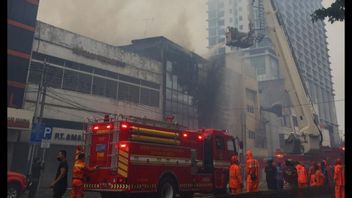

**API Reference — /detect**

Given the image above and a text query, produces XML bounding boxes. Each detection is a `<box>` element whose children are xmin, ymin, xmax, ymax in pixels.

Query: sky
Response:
<box><xmin>36</xmin><ymin>0</ymin><xmax>344</xmax><ymax>134</ymax></box>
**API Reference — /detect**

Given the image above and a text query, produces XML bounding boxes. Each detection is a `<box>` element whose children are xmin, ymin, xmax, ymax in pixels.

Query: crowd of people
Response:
<box><xmin>229</xmin><ymin>150</ymin><xmax>345</xmax><ymax>198</ymax></box>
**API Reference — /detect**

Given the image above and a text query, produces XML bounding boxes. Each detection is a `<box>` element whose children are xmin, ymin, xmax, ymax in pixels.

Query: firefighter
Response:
<box><xmin>283</xmin><ymin>159</ymin><xmax>298</xmax><ymax>189</ymax></box>
<box><xmin>295</xmin><ymin>161</ymin><xmax>308</xmax><ymax>188</ymax></box>
<box><xmin>334</xmin><ymin>159</ymin><xmax>345</xmax><ymax>198</ymax></box>
<box><xmin>70</xmin><ymin>153</ymin><xmax>97</xmax><ymax>198</ymax></box>
<box><xmin>229</xmin><ymin>155</ymin><xmax>242</xmax><ymax>194</ymax></box>
<box><xmin>310</xmin><ymin>163</ymin><xmax>325</xmax><ymax>187</ymax></box>
<box><xmin>245</xmin><ymin>150</ymin><xmax>259</xmax><ymax>192</ymax></box>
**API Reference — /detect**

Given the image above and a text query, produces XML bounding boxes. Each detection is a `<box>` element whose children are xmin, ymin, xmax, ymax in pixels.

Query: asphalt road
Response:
<box><xmin>21</xmin><ymin>189</ymin><xmax>334</xmax><ymax>198</ymax></box>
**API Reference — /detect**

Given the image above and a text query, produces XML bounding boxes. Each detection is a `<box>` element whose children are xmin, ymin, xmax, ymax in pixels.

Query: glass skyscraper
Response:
<box><xmin>207</xmin><ymin>0</ymin><xmax>339</xmax><ymax>146</ymax></box>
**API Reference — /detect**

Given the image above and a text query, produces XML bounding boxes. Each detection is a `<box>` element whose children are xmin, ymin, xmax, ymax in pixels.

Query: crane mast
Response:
<box><xmin>225</xmin><ymin>0</ymin><xmax>322</xmax><ymax>153</ymax></box>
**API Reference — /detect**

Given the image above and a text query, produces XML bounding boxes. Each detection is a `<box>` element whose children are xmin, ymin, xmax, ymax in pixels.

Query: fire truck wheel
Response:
<box><xmin>157</xmin><ymin>177</ymin><xmax>177</xmax><ymax>198</ymax></box>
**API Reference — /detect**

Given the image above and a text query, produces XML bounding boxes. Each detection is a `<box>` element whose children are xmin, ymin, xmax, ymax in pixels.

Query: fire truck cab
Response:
<box><xmin>82</xmin><ymin>115</ymin><xmax>239</xmax><ymax>198</ymax></box>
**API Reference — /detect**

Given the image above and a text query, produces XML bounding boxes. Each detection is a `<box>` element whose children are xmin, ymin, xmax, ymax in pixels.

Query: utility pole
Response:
<box><xmin>27</xmin><ymin>59</ymin><xmax>47</xmax><ymax>175</ymax></box>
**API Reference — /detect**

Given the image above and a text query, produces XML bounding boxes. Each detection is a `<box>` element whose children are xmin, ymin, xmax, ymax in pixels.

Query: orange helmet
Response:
<box><xmin>336</xmin><ymin>158</ymin><xmax>342</xmax><ymax>165</ymax></box>
<box><xmin>246</xmin><ymin>150</ymin><xmax>253</xmax><ymax>159</ymax></box>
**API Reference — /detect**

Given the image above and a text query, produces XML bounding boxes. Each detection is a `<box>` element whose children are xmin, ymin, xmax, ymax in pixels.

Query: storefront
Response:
<box><xmin>7</xmin><ymin>107</ymin><xmax>34</xmax><ymax>171</ymax></box>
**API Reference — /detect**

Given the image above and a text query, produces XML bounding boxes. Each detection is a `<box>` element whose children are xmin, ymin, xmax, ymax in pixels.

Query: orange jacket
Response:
<box><xmin>246</xmin><ymin>159</ymin><xmax>259</xmax><ymax>182</ymax></box>
<box><xmin>334</xmin><ymin>164</ymin><xmax>345</xmax><ymax>186</ymax></box>
<box><xmin>229</xmin><ymin>163</ymin><xmax>242</xmax><ymax>188</ymax></box>
<box><xmin>296</xmin><ymin>164</ymin><xmax>308</xmax><ymax>184</ymax></box>
<box><xmin>72</xmin><ymin>160</ymin><xmax>96</xmax><ymax>180</ymax></box>
<box><xmin>314</xmin><ymin>170</ymin><xmax>325</xmax><ymax>187</ymax></box>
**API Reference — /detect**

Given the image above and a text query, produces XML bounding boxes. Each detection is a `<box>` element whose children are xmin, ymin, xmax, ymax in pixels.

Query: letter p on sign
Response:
<box><xmin>43</xmin><ymin>127</ymin><xmax>52</xmax><ymax>140</ymax></box>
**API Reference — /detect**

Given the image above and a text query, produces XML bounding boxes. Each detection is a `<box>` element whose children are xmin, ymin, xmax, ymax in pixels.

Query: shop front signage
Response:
<box><xmin>7</xmin><ymin>108</ymin><xmax>34</xmax><ymax>130</ymax></box>
<box><xmin>51</xmin><ymin>127</ymin><xmax>84</xmax><ymax>146</ymax></box>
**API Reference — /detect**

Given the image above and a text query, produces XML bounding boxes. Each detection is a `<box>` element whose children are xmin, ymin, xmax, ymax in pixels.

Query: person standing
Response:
<box><xmin>245</xmin><ymin>150</ymin><xmax>259</xmax><ymax>192</ymax></box>
<box><xmin>229</xmin><ymin>155</ymin><xmax>243</xmax><ymax>194</ymax></box>
<box><xmin>296</xmin><ymin>161</ymin><xmax>308</xmax><ymax>188</ymax></box>
<box><xmin>28</xmin><ymin>157</ymin><xmax>44</xmax><ymax>198</ymax></box>
<box><xmin>334</xmin><ymin>159</ymin><xmax>345</xmax><ymax>198</ymax></box>
<box><xmin>264</xmin><ymin>159</ymin><xmax>277</xmax><ymax>190</ymax></box>
<box><xmin>50</xmin><ymin>150</ymin><xmax>68</xmax><ymax>198</ymax></box>
<box><xmin>276</xmin><ymin>162</ymin><xmax>284</xmax><ymax>189</ymax></box>
<box><xmin>70</xmin><ymin>153</ymin><xmax>97</xmax><ymax>198</ymax></box>
<box><xmin>310</xmin><ymin>163</ymin><xmax>325</xmax><ymax>187</ymax></box>
<box><xmin>283</xmin><ymin>159</ymin><xmax>298</xmax><ymax>189</ymax></box>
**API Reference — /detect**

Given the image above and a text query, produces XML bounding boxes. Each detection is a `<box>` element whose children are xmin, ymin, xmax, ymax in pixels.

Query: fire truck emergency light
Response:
<box><xmin>120</xmin><ymin>143</ymin><xmax>127</xmax><ymax>149</ymax></box>
<box><xmin>121</xmin><ymin>123</ymin><xmax>129</xmax><ymax>129</ymax></box>
<box><xmin>182</xmin><ymin>133</ymin><xmax>188</xmax><ymax>138</ymax></box>
<box><xmin>197</xmin><ymin>135</ymin><xmax>203</xmax><ymax>140</ymax></box>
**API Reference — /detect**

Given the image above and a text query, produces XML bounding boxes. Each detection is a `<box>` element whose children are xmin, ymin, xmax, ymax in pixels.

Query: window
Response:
<box><xmin>247</xmin><ymin>105</ymin><xmax>254</xmax><ymax>113</ymax></box>
<box><xmin>105</xmin><ymin>79</ymin><xmax>117</xmax><ymax>99</ymax></box>
<box><xmin>248</xmin><ymin>130</ymin><xmax>255</xmax><ymax>139</ymax></box>
<box><xmin>215</xmin><ymin>136</ymin><xmax>225</xmax><ymax>150</ymax></box>
<box><xmin>63</xmin><ymin>70</ymin><xmax>79</xmax><ymax>91</ymax></box>
<box><xmin>219</xmin><ymin>47</ymin><xmax>225</xmax><ymax>54</ymax></box>
<box><xmin>218</xmin><ymin>11</ymin><xmax>224</xmax><ymax>17</ymax></box>
<box><xmin>257</xmin><ymin>64</ymin><xmax>266</xmax><ymax>75</ymax></box>
<box><xmin>229</xmin><ymin>9</ymin><xmax>233</xmax><ymax>13</ymax></box>
<box><xmin>209</xmin><ymin>28</ymin><xmax>217</xmax><ymax>36</ymax></box>
<box><xmin>118</xmin><ymin>83</ymin><xmax>140</xmax><ymax>103</ymax></box>
<box><xmin>218</xmin><ymin>20</ymin><xmax>224</xmax><ymax>26</ymax></box>
<box><xmin>45</xmin><ymin>66</ymin><xmax>62</xmax><ymax>88</ymax></box>
<box><xmin>150</xmin><ymin>90</ymin><xmax>160</xmax><ymax>107</ymax></box>
<box><xmin>239</xmin><ymin>25</ymin><xmax>243</xmax><ymax>30</ymax></box>
<box><xmin>250</xmin><ymin>56</ymin><xmax>266</xmax><ymax>75</ymax></box>
<box><xmin>28</xmin><ymin>62</ymin><xmax>43</xmax><ymax>84</ymax></box>
<box><xmin>227</xmin><ymin>140</ymin><xmax>235</xmax><ymax>151</ymax></box>
<box><xmin>141</xmin><ymin>88</ymin><xmax>153</xmax><ymax>106</ymax></box>
<box><xmin>246</xmin><ymin>89</ymin><xmax>257</xmax><ymax>103</ymax></box>
<box><xmin>292</xmin><ymin>116</ymin><xmax>298</xmax><ymax>127</ymax></box>
<box><xmin>239</xmin><ymin>16</ymin><xmax>243</xmax><ymax>21</ymax></box>
<box><xmin>209</xmin><ymin>37</ymin><xmax>217</xmax><ymax>46</ymax></box>
<box><xmin>119</xmin><ymin>74</ymin><xmax>140</xmax><ymax>85</ymax></box>
<box><xmin>92</xmin><ymin>76</ymin><xmax>106</xmax><ymax>96</ymax></box>
<box><xmin>279</xmin><ymin>134</ymin><xmax>285</xmax><ymax>149</ymax></box>
<box><xmin>77</xmin><ymin>73</ymin><xmax>92</xmax><ymax>94</ymax></box>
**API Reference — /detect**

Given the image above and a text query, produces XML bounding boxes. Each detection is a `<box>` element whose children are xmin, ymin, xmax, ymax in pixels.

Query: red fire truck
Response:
<box><xmin>82</xmin><ymin>114</ymin><xmax>240</xmax><ymax>198</ymax></box>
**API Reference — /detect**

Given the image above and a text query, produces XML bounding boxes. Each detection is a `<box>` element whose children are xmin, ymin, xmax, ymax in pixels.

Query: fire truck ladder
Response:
<box><xmin>120</xmin><ymin>115</ymin><xmax>186</xmax><ymax>131</ymax></box>
<box><xmin>109</xmin><ymin>119</ymin><xmax>119</xmax><ymax>170</ymax></box>
<box><xmin>83</xmin><ymin>121</ymin><xmax>92</xmax><ymax>166</ymax></box>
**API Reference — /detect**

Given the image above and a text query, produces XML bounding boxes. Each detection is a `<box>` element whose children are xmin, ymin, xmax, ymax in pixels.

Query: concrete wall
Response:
<box><xmin>33</xmin><ymin>21</ymin><xmax>162</xmax><ymax>84</ymax></box>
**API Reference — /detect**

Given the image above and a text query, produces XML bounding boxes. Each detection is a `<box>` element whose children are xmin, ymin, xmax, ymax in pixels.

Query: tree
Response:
<box><xmin>311</xmin><ymin>0</ymin><xmax>345</xmax><ymax>23</ymax></box>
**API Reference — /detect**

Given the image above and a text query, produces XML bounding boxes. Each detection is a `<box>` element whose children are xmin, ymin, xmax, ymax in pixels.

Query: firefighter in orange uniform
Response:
<box><xmin>70</xmin><ymin>153</ymin><xmax>97</xmax><ymax>198</ymax></box>
<box><xmin>295</xmin><ymin>161</ymin><xmax>308</xmax><ymax>188</ymax></box>
<box><xmin>245</xmin><ymin>150</ymin><xmax>259</xmax><ymax>192</ymax></box>
<box><xmin>229</xmin><ymin>155</ymin><xmax>242</xmax><ymax>194</ymax></box>
<box><xmin>310</xmin><ymin>163</ymin><xmax>325</xmax><ymax>187</ymax></box>
<box><xmin>334</xmin><ymin>159</ymin><xmax>345</xmax><ymax>198</ymax></box>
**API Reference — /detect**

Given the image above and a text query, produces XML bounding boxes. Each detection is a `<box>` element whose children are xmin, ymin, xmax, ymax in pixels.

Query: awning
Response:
<box><xmin>7</xmin><ymin>108</ymin><xmax>34</xmax><ymax>130</ymax></box>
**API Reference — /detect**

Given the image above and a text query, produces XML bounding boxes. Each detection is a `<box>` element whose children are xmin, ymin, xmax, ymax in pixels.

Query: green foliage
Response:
<box><xmin>311</xmin><ymin>0</ymin><xmax>344</xmax><ymax>24</ymax></box>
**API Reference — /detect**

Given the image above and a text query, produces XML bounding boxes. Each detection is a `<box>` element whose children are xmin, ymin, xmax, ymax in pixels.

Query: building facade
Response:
<box><xmin>273</xmin><ymin>0</ymin><xmax>339</xmax><ymax>146</ymax></box>
<box><xmin>120</xmin><ymin>37</ymin><xmax>207</xmax><ymax>128</ymax></box>
<box><xmin>207</xmin><ymin>0</ymin><xmax>339</xmax><ymax>147</ymax></box>
<box><xmin>10</xmin><ymin>21</ymin><xmax>164</xmax><ymax>191</ymax></box>
<box><xmin>7</xmin><ymin>0</ymin><xmax>40</xmax><ymax>171</ymax></box>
